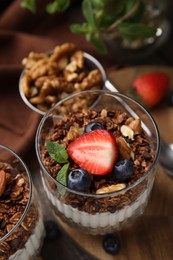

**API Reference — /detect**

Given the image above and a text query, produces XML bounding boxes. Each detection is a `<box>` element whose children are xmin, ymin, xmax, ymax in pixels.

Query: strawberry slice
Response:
<box><xmin>130</xmin><ymin>72</ymin><xmax>169</xmax><ymax>108</ymax></box>
<box><xmin>67</xmin><ymin>129</ymin><xmax>119</xmax><ymax>175</ymax></box>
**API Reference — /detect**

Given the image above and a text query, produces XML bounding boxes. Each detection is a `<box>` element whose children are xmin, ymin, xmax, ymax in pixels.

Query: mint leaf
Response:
<box><xmin>82</xmin><ymin>0</ymin><xmax>97</xmax><ymax>28</ymax></box>
<box><xmin>90</xmin><ymin>34</ymin><xmax>108</xmax><ymax>54</ymax></box>
<box><xmin>46</xmin><ymin>0</ymin><xmax>70</xmax><ymax>14</ymax></box>
<box><xmin>125</xmin><ymin>0</ymin><xmax>138</xmax><ymax>12</ymax></box>
<box><xmin>46</xmin><ymin>141</ymin><xmax>68</xmax><ymax>163</ymax></box>
<box><xmin>90</xmin><ymin>0</ymin><xmax>105</xmax><ymax>9</ymax></box>
<box><xmin>56</xmin><ymin>163</ymin><xmax>69</xmax><ymax>186</ymax></box>
<box><xmin>56</xmin><ymin>163</ymin><xmax>69</xmax><ymax>195</ymax></box>
<box><xmin>70</xmin><ymin>23</ymin><xmax>92</xmax><ymax>34</ymax></box>
<box><xmin>46</xmin><ymin>141</ymin><xmax>69</xmax><ymax>195</ymax></box>
<box><xmin>20</xmin><ymin>0</ymin><xmax>36</xmax><ymax>13</ymax></box>
<box><xmin>118</xmin><ymin>22</ymin><xmax>156</xmax><ymax>40</ymax></box>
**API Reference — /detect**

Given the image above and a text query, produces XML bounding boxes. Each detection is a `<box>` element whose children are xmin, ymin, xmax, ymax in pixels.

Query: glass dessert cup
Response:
<box><xmin>0</xmin><ymin>144</ymin><xmax>45</xmax><ymax>259</ymax></box>
<box><xmin>35</xmin><ymin>90</ymin><xmax>160</xmax><ymax>235</ymax></box>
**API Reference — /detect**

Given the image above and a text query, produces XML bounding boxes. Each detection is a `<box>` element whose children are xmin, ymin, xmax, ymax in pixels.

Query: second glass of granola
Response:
<box><xmin>0</xmin><ymin>144</ymin><xmax>45</xmax><ymax>259</ymax></box>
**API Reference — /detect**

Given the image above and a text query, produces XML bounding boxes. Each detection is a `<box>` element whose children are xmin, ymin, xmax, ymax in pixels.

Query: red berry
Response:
<box><xmin>67</xmin><ymin>129</ymin><xmax>119</xmax><ymax>175</ymax></box>
<box><xmin>131</xmin><ymin>72</ymin><xmax>169</xmax><ymax>108</ymax></box>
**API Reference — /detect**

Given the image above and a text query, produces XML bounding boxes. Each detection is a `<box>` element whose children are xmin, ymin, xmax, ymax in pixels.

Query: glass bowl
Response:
<box><xmin>0</xmin><ymin>144</ymin><xmax>45</xmax><ymax>259</ymax></box>
<box><xmin>19</xmin><ymin>45</ymin><xmax>106</xmax><ymax>115</ymax></box>
<box><xmin>35</xmin><ymin>90</ymin><xmax>160</xmax><ymax>235</ymax></box>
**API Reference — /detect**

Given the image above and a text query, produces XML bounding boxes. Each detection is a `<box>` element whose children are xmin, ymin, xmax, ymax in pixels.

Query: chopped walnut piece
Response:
<box><xmin>66</xmin><ymin>123</ymin><xmax>82</xmax><ymax>141</ymax></box>
<box><xmin>0</xmin><ymin>169</ymin><xmax>6</xmax><ymax>196</ymax></box>
<box><xmin>128</xmin><ymin>118</ymin><xmax>142</xmax><ymax>134</ymax></box>
<box><xmin>121</xmin><ymin>125</ymin><xmax>135</xmax><ymax>140</ymax></box>
<box><xmin>96</xmin><ymin>183</ymin><xmax>126</xmax><ymax>194</ymax></box>
<box><xmin>116</xmin><ymin>136</ymin><xmax>131</xmax><ymax>159</ymax></box>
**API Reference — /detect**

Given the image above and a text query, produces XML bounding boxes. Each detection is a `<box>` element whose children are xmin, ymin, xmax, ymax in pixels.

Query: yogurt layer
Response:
<box><xmin>42</xmin><ymin>172</ymin><xmax>154</xmax><ymax>234</ymax></box>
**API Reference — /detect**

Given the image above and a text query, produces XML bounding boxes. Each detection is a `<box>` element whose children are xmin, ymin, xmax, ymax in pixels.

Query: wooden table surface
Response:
<box><xmin>37</xmin><ymin>65</ymin><xmax>173</xmax><ymax>260</ymax></box>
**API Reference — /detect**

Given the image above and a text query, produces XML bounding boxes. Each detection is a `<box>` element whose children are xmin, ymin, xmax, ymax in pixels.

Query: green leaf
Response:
<box><xmin>125</xmin><ymin>0</ymin><xmax>145</xmax><ymax>23</ymax></box>
<box><xmin>118</xmin><ymin>22</ymin><xmax>156</xmax><ymax>40</ymax></box>
<box><xmin>125</xmin><ymin>0</ymin><xmax>139</xmax><ymax>12</ymax></box>
<box><xmin>46</xmin><ymin>0</ymin><xmax>70</xmax><ymax>14</ymax></box>
<box><xmin>90</xmin><ymin>0</ymin><xmax>105</xmax><ymax>9</ymax></box>
<box><xmin>82</xmin><ymin>0</ymin><xmax>97</xmax><ymax>28</ymax></box>
<box><xmin>56</xmin><ymin>163</ymin><xmax>69</xmax><ymax>195</ymax></box>
<box><xmin>103</xmin><ymin>0</ymin><xmax>126</xmax><ymax>17</ymax></box>
<box><xmin>46</xmin><ymin>141</ymin><xmax>68</xmax><ymax>163</ymax></box>
<box><xmin>70</xmin><ymin>23</ymin><xmax>92</xmax><ymax>34</ymax></box>
<box><xmin>20</xmin><ymin>0</ymin><xmax>36</xmax><ymax>13</ymax></box>
<box><xmin>46</xmin><ymin>141</ymin><xmax>69</xmax><ymax>195</ymax></box>
<box><xmin>90</xmin><ymin>34</ymin><xmax>108</xmax><ymax>54</ymax></box>
<box><xmin>56</xmin><ymin>163</ymin><xmax>69</xmax><ymax>186</ymax></box>
<box><xmin>86</xmin><ymin>32</ymin><xmax>92</xmax><ymax>41</ymax></box>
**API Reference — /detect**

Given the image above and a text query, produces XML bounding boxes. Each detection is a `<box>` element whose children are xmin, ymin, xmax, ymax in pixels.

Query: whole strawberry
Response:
<box><xmin>130</xmin><ymin>72</ymin><xmax>169</xmax><ymax>108</ymax></box>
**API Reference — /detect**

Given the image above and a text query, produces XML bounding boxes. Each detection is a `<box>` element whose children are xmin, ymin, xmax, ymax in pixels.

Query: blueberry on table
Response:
<box><xmin>103</xmin><ymin>234</ymin><xmax>121</xmax><ymax>254</ymax></box>
<box><xmin>84</xmin><ymin>122</ymin><xmax>105</xmax><ymax>133</ymax></box>
<box><xmin>113</xmin><ymin>159</ymin><xmax>134</xmax><ymax>181</ymax></box>
<box><xmin>68</xmin><ymin>169</ymin><xmax>91</xmax><ymax>192</ymax></box>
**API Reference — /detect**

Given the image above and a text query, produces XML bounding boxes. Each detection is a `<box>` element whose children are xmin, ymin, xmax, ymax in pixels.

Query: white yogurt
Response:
<box><xmin>42</xmin><ymin>174</ymin><xmax>153</xmax><ymax>234</ymax></box>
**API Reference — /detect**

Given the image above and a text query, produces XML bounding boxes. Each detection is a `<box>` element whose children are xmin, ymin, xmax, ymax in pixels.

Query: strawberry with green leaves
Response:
<box><xmin>130</xmin><ymin>72</ymin><xmax>169</xmax><ymax>108</ymax></box>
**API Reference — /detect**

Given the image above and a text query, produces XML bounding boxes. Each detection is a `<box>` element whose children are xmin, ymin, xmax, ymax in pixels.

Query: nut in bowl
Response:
<box><xmin>35</xmin><ymin>90</ymin><xmax>160</xmax><ymax>235</ymax></box>
<box><xmin>0</xmin><ymin>145</ymin><xmax>45</xmax><ymax>259</ymax></box>
<box><xmin>19</xmin><ymin>43</ymin><xmax>105</xmax><ymax>115</ymax></box>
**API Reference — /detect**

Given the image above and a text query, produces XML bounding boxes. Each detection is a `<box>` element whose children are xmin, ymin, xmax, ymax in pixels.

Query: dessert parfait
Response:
<box><xmin>0</xmin><ymin>145</ymin><xmax>45</xmax><ymax>259</ymax></box>
<box><xmin>19</xmin><ymin>43</ymin><xmax>104</xmax><ymax>115</ymax></box>
<box><xmin>36</xmin><ymin>90</ymin><xmax>160</xmax><ymax>235</ymax></box>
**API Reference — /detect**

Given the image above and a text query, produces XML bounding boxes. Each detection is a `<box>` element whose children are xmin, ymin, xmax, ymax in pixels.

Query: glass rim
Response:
<box><xmin>18</xmin><ymin>51</ymin><xmax>107</xmax><ymax>116</ymax></box>
<box><xmin>0</xmin><ymin>144</ymin><xmax>32</xmax><ymax>242</ymax></box>
<box><xmin>35</xmin><ymin>89</ymin><xmax>160</xmax><ymax>198</ymax></box>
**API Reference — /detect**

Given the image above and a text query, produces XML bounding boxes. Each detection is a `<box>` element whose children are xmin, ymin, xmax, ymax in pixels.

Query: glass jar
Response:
<box><xmin>0</xmin><ymin>145</ymin><xmax>45</xmax><ymax>259</ymax></box>
<box><xmin>102</xmin><ymin>0</ymin><xmax>170</xmax><ymax>60</ymax></box>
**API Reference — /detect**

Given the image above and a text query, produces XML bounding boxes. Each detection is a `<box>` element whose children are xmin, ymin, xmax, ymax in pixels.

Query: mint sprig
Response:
<box><xmin>46</xmin><ymin>141</ymin><xmax>68</xmax><ymax>163</ymax></box>
<box><xmin>20</xmin><ymin>0</ymin><xmax>36</xmax><ymax>13</ymax></box>
<box><xmin>46</xmin><ymin>141</ymin><xmax>69</xmax><ymax>188</ymax></box>
<box><xmin>56</xmin><ymin>163</ymin><xmax>69</xmax><ymax>186</ymax></box>
<box><xmin>46</xmin><ymin>0</ymin><xmax>70</xmax><ymax>14</ymax></box>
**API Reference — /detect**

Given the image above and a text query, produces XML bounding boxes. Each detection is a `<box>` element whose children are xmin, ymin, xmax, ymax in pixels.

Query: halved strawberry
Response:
<box><xmin>67</xmin><ymin>129</ymin><xmax>119</xmax><ymax>175</ymax></box>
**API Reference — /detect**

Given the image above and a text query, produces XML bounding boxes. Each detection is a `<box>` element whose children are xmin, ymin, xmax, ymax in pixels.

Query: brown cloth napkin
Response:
<box><xmin>0</xmin><ymin>0</ymin><xmax>116</xmax><ymax>169</ymax></box>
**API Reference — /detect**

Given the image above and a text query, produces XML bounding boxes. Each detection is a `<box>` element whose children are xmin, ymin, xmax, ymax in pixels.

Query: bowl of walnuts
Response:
<box><xmin>19</xmin><ymin>43</ymin><xmax>106</xmax><ymax>115</ymax></box>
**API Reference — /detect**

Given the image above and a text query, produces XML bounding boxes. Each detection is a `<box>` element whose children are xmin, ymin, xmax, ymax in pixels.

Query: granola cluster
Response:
<box><xmin>40</xmin><ymin>108</ymin><xmax>155</xmax><ymax>214</ymax></box>
<box><xmin>21</xmin><ymin>43</ymin><xmax>103</xmax><ymax>112</ymax></box>
<box><xmin>0</xmin><ymin>161</ymin><xmax>38</xmax><ymax>260</ymax></box>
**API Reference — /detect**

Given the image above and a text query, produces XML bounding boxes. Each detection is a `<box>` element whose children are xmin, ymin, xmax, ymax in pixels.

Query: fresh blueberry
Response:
<box><xmin>84</xmin><ymin>122</ymin><xmax>105</xmax><ymax>133</ymax></box>
<box><xmin>103</xmin><ymin>234</ymin><xmax>120</xmax><ymax>254</ymax></box>
<box><xmin>113</xmin><ymin>159</ymin><xmax>134</xmax><ymax>181</ymax></box>
<box><xmin>68</xmin><ymin>169</ymin><xmax>91</xmax><ymax>192</ymax></box>
<box><xmin>44</xmin><ymin>220</ymin><xmax>61</xmax><ymax>240</ymax></box>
